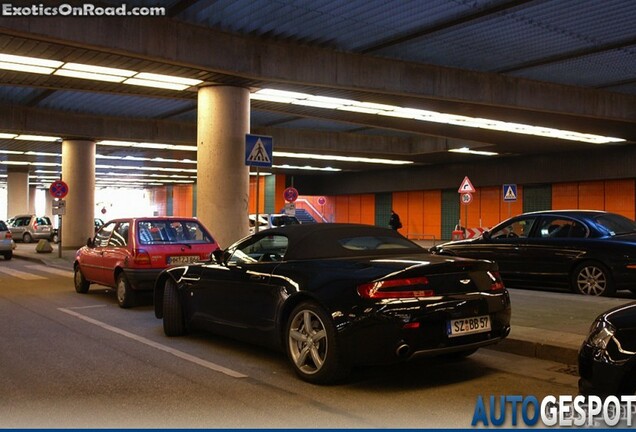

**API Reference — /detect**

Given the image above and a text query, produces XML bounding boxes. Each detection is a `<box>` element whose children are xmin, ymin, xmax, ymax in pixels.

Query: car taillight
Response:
<box><xmin>5</xmin><ymin>231</ymin><xmax>11</xmax><ymax>239</ymax></box>
<box><xmin>133</xmin><ymin>249</ymin><xmax>151</xmax><ymax>265</ymax></box>
<box><xmin>357</xmin><ymin>276</ymin><xmax>433</xmax><ymax>299</ymax></box>
<box><xmin>33</xmin><ymin>221</ymin><xmax>38</xmax><ymax>230</ymax></box>
<box><xmin>489</xmin><ymin>271</ymin><xmax>505</xmax><ymax>291</ymax></box>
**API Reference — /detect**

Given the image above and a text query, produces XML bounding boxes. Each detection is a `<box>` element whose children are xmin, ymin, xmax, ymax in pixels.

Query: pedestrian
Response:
<box><xmin>389</xmin><ymin>210</ymin><xmax>402</xmax><ymax>230</ymax></box>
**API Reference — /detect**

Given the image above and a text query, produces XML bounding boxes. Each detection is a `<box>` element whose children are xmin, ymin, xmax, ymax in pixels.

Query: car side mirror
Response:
<box><xmin>86</xmin><ymin>237</ymin><xmax>94</xmax><ymax>248</ymax></box>
<box><xmin>211</xmin><ymin>249</ymin><xmax>224</xmax><ymax>264</ymax></box>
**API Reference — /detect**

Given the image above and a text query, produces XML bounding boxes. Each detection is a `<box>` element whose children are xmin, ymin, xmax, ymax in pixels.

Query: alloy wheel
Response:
<box><xmin>288</xmin><ymin>309</ymin><xmax>328</xmax><ymax>375</ymax></box>
<box><xmin>576</xmin><ymin>265</ymin><xmax>607</xmax><ymax>296</ymax></box>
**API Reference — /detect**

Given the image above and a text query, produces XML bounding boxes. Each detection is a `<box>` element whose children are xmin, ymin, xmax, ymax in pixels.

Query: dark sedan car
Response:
<box><xmin>579</xmin><ymin>302</ymin><xmax>636</xmax><ymax>396</ymax></box>
<box><xmin>431</xmin><ymin>210</ymin><xmax>636</xmax><ymax>297</ymax></box>
<box><xmin>154</xmin><ymin>223</ymin><xmax>511</xmax><ymax>384</ymax></box>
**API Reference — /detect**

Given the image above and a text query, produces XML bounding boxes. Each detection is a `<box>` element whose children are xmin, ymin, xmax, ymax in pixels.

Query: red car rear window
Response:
<box><xmin>137</xmin><ymin>220</ymin><xmax>214</xmax><ymax>245</ymax></box>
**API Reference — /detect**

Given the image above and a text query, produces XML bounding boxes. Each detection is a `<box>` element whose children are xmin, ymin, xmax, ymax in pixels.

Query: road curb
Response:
<box><xmin>485</xmin><ymin>337</ymin><xmax>579</xmax><ymax>365</ymax></box>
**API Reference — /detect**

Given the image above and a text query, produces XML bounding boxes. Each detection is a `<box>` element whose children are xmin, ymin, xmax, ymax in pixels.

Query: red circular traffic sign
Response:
<box><xmin>317</xmin><ymin>196</ymin><xmax>327</xmax><ymax>206</ymax></box>
<box><xmin>49</xmin><ymin>180</ymin><xmax>69</xmax><ymax>199</ymax></box>
<box><xmin>461</xmin><ymin>192</ymin><xmax>473</xmax><ymax>205</ymax></box>
<box><xmin>283</xmin><ymin>187</ymin><xmax>299</xmax><ymax>202</ymax></box>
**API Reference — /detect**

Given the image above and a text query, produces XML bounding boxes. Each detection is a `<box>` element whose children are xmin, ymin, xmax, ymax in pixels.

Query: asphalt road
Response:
<box><xmin>1</xmin><ymin>258</ymin><xmax>579</xmax><ymax>428</ymax></box>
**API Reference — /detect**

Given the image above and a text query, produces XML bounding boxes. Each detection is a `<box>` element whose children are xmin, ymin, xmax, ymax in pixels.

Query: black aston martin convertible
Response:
<box><xmin>154</xmin><ymin>223</ymin><xmax>511</xmax><ymax>384</ymax></box>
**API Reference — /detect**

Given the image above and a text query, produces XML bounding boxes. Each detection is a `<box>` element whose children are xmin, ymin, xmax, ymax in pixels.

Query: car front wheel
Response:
<box><xmin>3</xmin><ymin>251</ymin><xmax>12</xmax><ymax>261</ymax></box>
<box><xmin>285</xmin><ymin>302</ymin><xmax>348</xmax><ymax>384</ymax></box>
<box><xmin>74</xmin><ymin>266</ymin><xmax>90</xmax><ymax>293</ymax></box>
<box><xmin>571</xmin><ymin>261</ymin><xmax>614</xmax><ymax>296</ymax></box>
<box><xmin>163</xmin><ymin>278</ymin><xmax>186</xmax><ymax>336</ymax></box>
<box><xmin>23</xmin><ymin>233</ymin><xmax>32</xmax><ymax>243</ymax></box>
<box><xmin>116</xmin><ymin>273</ymin><xmax>135</xmax><ymax>308</ymax></box>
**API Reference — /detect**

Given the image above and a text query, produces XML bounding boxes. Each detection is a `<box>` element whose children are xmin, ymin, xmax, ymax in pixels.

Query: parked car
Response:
<box><xmin>249</xmin><ymin>213</ymin><xmax>300</xmax><ymax>234</ymax></box>
<box><xmin>9</xmin><ymin>214</ymin><xmax>55</xmax><ymax>243</ymax></box>
<box><xmin>430</xmin><ymin>210</ymin><xmax>636</xmax><ymax>297</ymax></box>
<box><xmin>0</xmin><ymin>220</ymin><xmax>14</xmax><ymax>260</ymax></box>
<box><xmin>74</xmin><ymin>217</ymin><xmax>219</xmax><ymax>308</ymax></box>
<box><xmin>578</xmin><ymin>302</ymin><xmax>636</xmax><ymax>396</ymax></box>
<box><xmin>153</xmin><ymin>223</ymin><xmax>511</xmax><ymax>384</ymax></box>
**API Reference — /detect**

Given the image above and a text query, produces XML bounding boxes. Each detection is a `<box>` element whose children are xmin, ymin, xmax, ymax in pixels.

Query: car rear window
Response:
<box><xmin>137</xmin><ymin>220</ymin><xmax>213</xmax><ymax>245</ymax></box>
<box><xmin>0</xmin><ymin>221</ymin><xmax>7</xmax><ymax>231</ymax></box>
<box><xmin>338</xmin><ymin>235</ymin><xmax>416</xmax><ymax>251</ymax></box>
<box><xmin>594</xmin><ymin>213</ymin><xmax>636</xmax><ymax>236</ymax></box>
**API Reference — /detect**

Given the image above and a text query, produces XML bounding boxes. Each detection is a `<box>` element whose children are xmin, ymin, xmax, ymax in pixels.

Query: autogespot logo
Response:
<box><xmin>1</xmin><ymin>3</ymin><xmax>166</xmax><ymax>17</ymax></box>
<box><xmin>472</xmin><ymin>395</ymin><xmax>636</xmax><ymax>427</ymax></box>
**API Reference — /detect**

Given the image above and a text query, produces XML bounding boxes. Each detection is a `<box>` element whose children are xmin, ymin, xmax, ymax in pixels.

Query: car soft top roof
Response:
<box><xmin>251</xmin><ymin>223</ymin><xmax>423</xmax><ymax>260</ymax></box>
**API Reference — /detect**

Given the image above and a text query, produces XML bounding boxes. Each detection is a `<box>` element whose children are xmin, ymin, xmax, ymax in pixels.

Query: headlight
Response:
<box><xmin>586</xmin><ymin>318</ymin><xmax>616</xmax><ymax>350</ymax></box>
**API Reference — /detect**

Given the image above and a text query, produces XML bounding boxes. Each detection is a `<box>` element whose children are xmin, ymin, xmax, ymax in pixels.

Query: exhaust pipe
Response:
<box><xmin>396</xmin><ymin>342</ymin><xmax>411</xmax><ymax>358</ymax></box>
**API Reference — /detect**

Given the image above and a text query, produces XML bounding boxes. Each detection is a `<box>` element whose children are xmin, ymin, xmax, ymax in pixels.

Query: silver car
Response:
<box><xmin>0</xmin><ymin>220</ymin><xmax>14</xmax><ymax>260</ymax></box>
<box><xmin>9</xmin><ymin>215</ymin><xmax>55</xmax><ymax>243</ymax></box>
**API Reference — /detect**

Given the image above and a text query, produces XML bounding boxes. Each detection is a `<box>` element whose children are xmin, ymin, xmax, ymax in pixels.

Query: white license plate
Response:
<box><xmin>447</xmin><ymin>315</ymin><xmax>491</xmax><ymax>338</ymax></box>
<box><xmin>168</xmin><ymin>255</ymin><xmax>200</xmax><ymax>265</ymax></box>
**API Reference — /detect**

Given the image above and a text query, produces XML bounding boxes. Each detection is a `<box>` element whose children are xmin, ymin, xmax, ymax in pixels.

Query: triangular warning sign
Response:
<box><xmin>504</xmin><ymin>186</ymin><xmax>517</xmax><ymax>200</ymax></box>
<box><xmin>247</xmin><ymin>138</ymin><xmax>271</xmax><ymax>163</ymax></box>
<box><xmin>458</xmin><ymin>176</ymin><xmax>475</xmax><ymax>193</ymax></box>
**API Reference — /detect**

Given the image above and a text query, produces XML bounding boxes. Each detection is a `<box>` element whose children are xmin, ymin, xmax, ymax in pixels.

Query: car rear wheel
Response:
<box><xmin>3</xmin><ymin>251</ymin><xmax>12</xmax><ymax>260</ymax></box>
<box><xmin>163</xmin><ymin>278</ymin><xmax>186</xmax><ymax>336</ymax></box>
<box><xmin>571</xmin><ymin>261</ymin><xmax>615</xmax><ymax>296</ymax></box>
<box><xmin>74</xmin><ymin>266</ymin><xmax>90</xmax><ymax>293</ymax></box>
<box><xmin>285</xmin><ymin>302</ymin><xmax>349</xmax><ymax>384</ymax></box>
<box><xmin>23</xmin><ymin>233</ymin><xmax>32</xmax><ymax>243</ymax></box>
<box><xmin>116</xmin><ymin>273</ymin><xmax>135</xmax><ymax>308</ymax></box>
<box><xmin>52</xmin><ymin>233</ymin><xmax>59</xmax><ymax>243</ymax></box>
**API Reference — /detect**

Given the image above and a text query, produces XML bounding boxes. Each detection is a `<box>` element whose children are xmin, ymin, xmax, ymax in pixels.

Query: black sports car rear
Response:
<box><xmin>154</xmin><ymin>223</ymin><xmax>511</xmax><ymax>384</ymax></box>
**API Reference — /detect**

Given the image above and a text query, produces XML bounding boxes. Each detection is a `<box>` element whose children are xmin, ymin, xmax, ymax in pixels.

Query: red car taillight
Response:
<box><xmin>5</xmin><ymin>231</ymin><xmax>11</xmax><ymax>239</ymax></box>
<box><xmin>489</xmin><ymin>271</ymin><xmax>505</xmax><ymax>291</ymax></box>
<box><xmin>357</xmin><ymin>276</ymin><xmax>433</xmax><ymax>299</ymax></box>
<box><xmin>133</xmin><ymin>249</ymin><xmax>151</xmax><ymax>265</ymax></box>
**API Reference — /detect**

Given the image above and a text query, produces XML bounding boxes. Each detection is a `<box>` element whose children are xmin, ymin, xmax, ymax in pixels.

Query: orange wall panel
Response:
<box><xmin>151</xmin><ymin>187</ymin><xmax>167</xmax><ymax>216</ymax></box>
<box><xmin>422</xmin><ymin>190</ymin><xmax>441</xmax><ymax>240</ymax></box>
<box><xmin>334</xmin><ymin>196</ymin><xmax>349</xmax><ymax>223</ymax></box>
<box><xmin>579</xmin><ymin>181</ymin><xmax>604</xmax><ymax>210</ymax></box>
<box><xmin>406</xmin><ymin>191</ymin><xmax>424</xmax><ymax>237</ymax></box>
<box><xmin>552</xmin><ymin>182</ymin><xmax>579</xmax><ymax>210</ymax></box>
<box><xmin>360</xmin><ymin>194</ymin><xmax>375</xmax><ymax>225</ymax></box>
<box><xmin>605</xmin><ymin>179</ymin><xmax>635</xmax><ymax>219</ymax></box>
<box><xmin>392</xmin><ymin>192</ymin><xmax>409</xmax><ymax>234</ymax></box>
<box><xmin>172</xmin><ymin>185</ymin><xmax>193</xmax><ymax>217</ymax></box>
<box><xmin>275</xmin><ymin>175</ymin><xmax>286</xmax><ymax>214</ymax></box>
<box><xmin>465</xmin><ymin>189</ymin><xmax>481</xmax><ymax>228</ymax></box>
<box><xmin>348</xmin><ymin>195</ymin><xmax>362</xmax><ymax>223</ymax></box>
<box><xmin>480</xmin><ymin>186</ymin><xmax>501</xmax><ymax>228</ymax></box>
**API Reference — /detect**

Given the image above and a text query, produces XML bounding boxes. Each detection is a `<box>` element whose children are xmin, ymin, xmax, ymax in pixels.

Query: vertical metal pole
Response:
<box><xmin>58</xmin><ymin>214</ymin><xmax>62</xmax><ymax>258</ymax></box>
<box><xmin>254</xmin><ymin>167</ymin><xmax>260</xmax><ymax>233</ymax></box>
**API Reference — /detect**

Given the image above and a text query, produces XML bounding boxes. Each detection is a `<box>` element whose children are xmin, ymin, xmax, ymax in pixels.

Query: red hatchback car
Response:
<box><xmin>74</xmin><ymin>217</ymin><xmax>219</xmax><ymax>308</ymax></box>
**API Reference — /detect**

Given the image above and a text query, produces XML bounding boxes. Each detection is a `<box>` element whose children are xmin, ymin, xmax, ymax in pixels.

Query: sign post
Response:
<box><xmin>49</xmin><ymin>179</ymin><xmax>69</xmax><ymax>258</ymax></box>
<box><xmin>245</xmin><ymin>134</ymin><xmax>273</xmax><ymax>233</ymax></box>
<box><xmin>503</xmin><ymin>183</ymin><xmax>518</xmax><ymax>218</ymax></box>
<box><xmin>457</xmin><ymin>177</ymin><xmax>475</xmax><ymax>235</ymax></box>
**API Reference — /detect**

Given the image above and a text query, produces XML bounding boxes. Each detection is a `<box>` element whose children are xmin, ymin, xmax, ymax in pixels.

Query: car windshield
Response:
<box><xmin>270</xmin><ymin>215</ymin><xmax>299</xmax><ymax>227</ymax></box>
<box><xmin>137</xmin><ymin>220</ymin><xmax>213</xmax><ymax>244</ymax></box>
<box><xmin>593</xmin><ymin>213</ymin><xmax>636</xmax><ymax>236</ymax></box>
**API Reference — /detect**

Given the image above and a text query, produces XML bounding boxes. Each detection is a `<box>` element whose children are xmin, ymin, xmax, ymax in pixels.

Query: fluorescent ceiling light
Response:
<box><xmin>0</xmin><ymin>53</ymin><xmax>62</xmax><ymax>68</ymax></box>
<box><xmin>171</xmin><ymin>145</ymin><xmax>197</xmax><ymax>151</ymax></box>
<box><xmin>253</xmin><ymin>87</ymin><xmax>625</xmax><ymax>144</ymax></box>
<box><xmin>15</xmin><ymin>134</ymin><xmax>61</xmax><ymax>142</ymax></box>
<box><xmin>124</xmin><ymin>78</ymin><xmax>189</xmax><ymax>91</ymax></box>
<box><xmin>0</xmin><ymin>133</ymin><xmax>17</xmax><ymax>139</ymax></box>
<box><xmin>97</xmin><ymin>140</ymin><xmax>135</xmax><ymax>147</ymax></box>
<box><xmin>274</xmin><ymin>151</ymin><xmax>413</xmax><ymax>165</ymax></box>
<box><xmin>0</xmin><ymin>150</ymin><xmax>23</xmax><ymax>154</ymax></box>
<box><xmin>134</xmin><ymin>142</ymin><xmax>174</xmax><ymax>149</ymax></box>
<box><xmin>1</xmin><ymin>161</ymin><xmax>30</xmax><ymax>165</ymax></box>
<box><xmin>55</xmin><ymin>69</ymin><xmax>126</xmax><ymax>83</ymax></box>
<box><xmin>0</xmin><ymin>62</ymin><xmax>55</xmax><ymax>75</ymax></box>
<box><xmin>62</xmin><ymin>63</ymin><xmax>136</xmax><ymax>77</ymax></box>
<box><xmin>134</xmin><ymin>72</ymin><xmax>202</xmax><ymax>87</ymax></box>
<box><xmin>274</xmin><ymin>164</ymin><xmax>341</xmax><ymax>172</ymax></box>
<box><xmin>449</xmin><ymin>147</ymin><xmax>498</xmax><ymax>156</ymax></box>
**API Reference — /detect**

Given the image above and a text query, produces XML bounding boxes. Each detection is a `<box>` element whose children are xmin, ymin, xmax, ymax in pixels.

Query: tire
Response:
<box><xmin>3</xmin><ymin>251</ymin><xmax>12</xmax><ymax>261</ymax></box>
<box><xmin>116</xmin><ymin>273</ymin><xmax>136</xmax><ymax>308</ymax></box>
<box><xmin>571</xmin><ymin>261</ymin><xmax>615</xmax><ymax>296</ymax></box>
<box><xmin>285</xmin><ymin>302</ymin><xmax>349</xmax><ymax>384</ymax></box>
<box><xmin>52</xmin><ymin>233</ymin><xmax>59</xmax><ymax>243</ymax></box>
<box><xmin>163</xmin><ymin>278</ymin><xmax>186</xmax><ymax>336</ymax></box>
<box><xmin>23</xmin><ymin>233</ymin><xmax>32</xmax><ymax>243</ymax></box>
<box><xmin>74</xmin><ymin>265</ymin><xmax>90</xmax><ymax>293</ymax></box>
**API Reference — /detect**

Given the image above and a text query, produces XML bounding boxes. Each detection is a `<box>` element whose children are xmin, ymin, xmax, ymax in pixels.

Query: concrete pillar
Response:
<box><xmin>7</xmin><ymin>166</ymin><xmax>29</xmax><ymax>217</ymax></box>
<box><xmin>197</xmin><ymin>86</ymin><xmax>250</xmax><ymax>248</ymax></box>
<box><xmin>61</xmin><ymin>139</ymin><xmax>95</xmax><ymax>249</ymax></box>
<box><xmin>28</xmin><ymin>186</ymin><xmax>37</xmax><ymax>214</ymax></box>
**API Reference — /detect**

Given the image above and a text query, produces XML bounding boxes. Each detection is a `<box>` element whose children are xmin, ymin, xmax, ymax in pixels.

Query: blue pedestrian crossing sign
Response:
<box><xmin>245</xmin><ymin>134</ymin><xmax>273</xmax><ymax>167</ymax></box>
<box><xmin>503</xmin><ymin>184</ymin><xmax>517</xmax><ymax>202</ymax></box>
